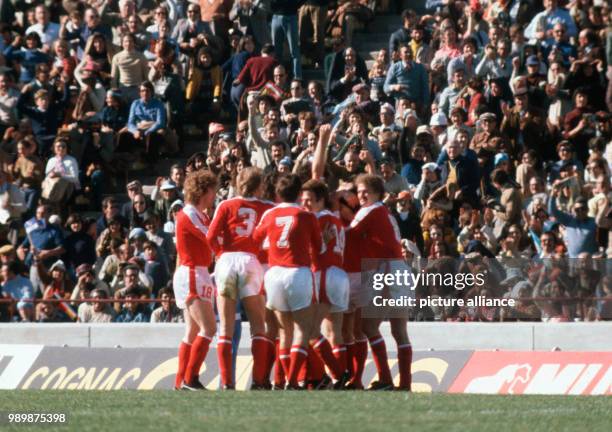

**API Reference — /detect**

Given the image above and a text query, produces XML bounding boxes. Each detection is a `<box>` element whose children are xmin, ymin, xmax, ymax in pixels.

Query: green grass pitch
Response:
<box><xmin>1</xmin><ymin>391</ymin><xmax>610</xmax><ymax>432</ymax></box>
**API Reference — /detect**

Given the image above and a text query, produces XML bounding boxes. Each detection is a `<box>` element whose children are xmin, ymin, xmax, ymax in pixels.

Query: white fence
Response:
<box><xmin>1</xmin><ymin>322</ymin><xmax>611</xmax><ymax>351</ymax></box>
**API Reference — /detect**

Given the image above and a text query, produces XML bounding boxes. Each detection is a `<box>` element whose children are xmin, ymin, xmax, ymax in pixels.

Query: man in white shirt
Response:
<box><xmin>25</xmin><ymin>5</ymin><xmax>60</xmax><ymax>51</ymax></box>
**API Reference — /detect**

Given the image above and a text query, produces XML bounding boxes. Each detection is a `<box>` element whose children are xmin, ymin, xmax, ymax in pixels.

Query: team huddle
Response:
<box><xmin>172</xmin><ymin>166</ymin><xmax>413</xmax><ymax>391</ymax></box>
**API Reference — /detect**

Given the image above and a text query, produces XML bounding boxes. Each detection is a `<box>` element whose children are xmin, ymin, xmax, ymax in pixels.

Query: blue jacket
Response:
<box><xmin>2</xmin><ymin>46</ymin><xmax>50</xmax><ymax>83</ymax></box>
<box><xmin>383</xmin><ymin>61</ymin><xmax>429</xmax><ymax>105</ymax></box>
<box><xmin>548</xmin><ymin>196</ymin><xmax>597</xmax><ymax>258</ymax></box>
<box><xmin>127</xmin><ymin>97</ymin><xmax>166</xmax><ymax>136</ymax></box>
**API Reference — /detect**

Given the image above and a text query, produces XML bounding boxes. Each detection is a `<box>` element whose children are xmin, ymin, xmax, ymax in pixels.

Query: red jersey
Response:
<box><xmin>175</xmin><ymin>205</ymin><xmax>213</xmax><ymax>268</ymax></box>
<box><xmin>253</xmin><ymin>203</ymin><xmax>322</xmax><ymax>268</ymax></box>
<box><xmin>207</xmin><ymin>197</ymin><xmax>274</xmax><ymax>256</ymax></box>
<box><xmin>346</xmin><ymin>202</ymin><xmax>402</xmax><ymax>262</ymax></box>
<box><xmin>313</xmin><ymin>210</ymin><xmax>345</xmax><ymax>272</ymax></box>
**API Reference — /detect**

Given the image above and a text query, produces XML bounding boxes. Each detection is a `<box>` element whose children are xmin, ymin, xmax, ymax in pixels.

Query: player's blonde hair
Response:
<box><xmin>355</xmin><ymin>174</ymin><xmax>385</xmax><ymax>200</ymax></box>
<box><xmin>237</xmin><ymin>167</ymin><xmax>263</xmax><ymax>197</ymax></box>
<box><xmin>183</xmin><ymin>170</ymin><xmax>218</xmax><ymax>205</ymax></box>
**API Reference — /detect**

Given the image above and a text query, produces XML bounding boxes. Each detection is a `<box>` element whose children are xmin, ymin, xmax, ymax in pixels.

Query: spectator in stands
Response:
<box><xmin>119</xmin><ymin>81</ymin><xmax>167</xmax><ymax>169</ymax></box>
<box><xmin>1</xmin><ymin>261</ymin><xmax>34</xmax><ymax>321</ymax></box>
<box><xmin>270</xmin><ymin>0</ymin><xmax>304</xmax><ymax>79</ymax></box>
<box><xmin>96</xmin><ymin>197</ymin><xmax>129</xmax><ymax>236</ymax></box>
<box><xmin>384</xmin><ymin>45</ymin><xmax>429</xmax><ymax>112</ymax></box>
<box><xmin>150</xmin><ymin>286</ymin><xmax>183</xmax><ymax>322</ymax></box>
<box><xmin>63</xmin><ymin>213</ymin><xmax>96</xmax><ymax>273</ymax></box>
<box><xmin>114</xmin><ymin>287</ymin><xmax>150</xmax><ymax>322</ymax></box>
<box><xmin>78</xmin><ymin>287</ymin><xmax>115</xmax><ymax>323</ymax></box>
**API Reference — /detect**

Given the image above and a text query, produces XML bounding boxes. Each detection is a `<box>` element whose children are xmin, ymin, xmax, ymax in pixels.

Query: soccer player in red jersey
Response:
<box><xmin>349</xmin><ymin>174</ymin><xmax>413</xmax><ymax>391</ymax></box>
<box><xmin>207</xmin><ymin>167</ymin><xmax>274</xmax><ymax>390</ymax></box>
<box><xmin>301</xmin><ymin>179</ymin><xmax>350</xmax><ymax>389</ymax></box>
<box><xmin>253</xmin><ymin>174</ymin><xmax>322</xmax><ymax>389</ymax></box>
<box><xmin>173</xmin><ymin>170</ymin><xmax>218</xmax><ymax>391</ymax></box>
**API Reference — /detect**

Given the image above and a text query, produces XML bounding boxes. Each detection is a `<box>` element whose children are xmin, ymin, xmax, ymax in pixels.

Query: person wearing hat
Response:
<box><xmin>413</xmin><ymin>162</ymin><xmax>443</xmax><ymax>204</ymax></box>
<box><xmin>155</xmin><ymin>180</ymin><xmax>180</xmax><ymax>224</ymax></box>
<box><xmin>470</xmin><ymin>112</ymin><xmax>503</xmax><ymax>151</ymax></box>
<box><xmin>500</xmin><ymin>78</ymin><xmax>547</xmax><ymax>157</ymax></box>
<box><xmin>71</xmin><ymin>263</ymin><xmax>110</xmax><ymax>299</ymax></box>
<box><xmin>429</xmin><ymin>111</ymin><xmax>449</xmax><ymax>151</ymax></box>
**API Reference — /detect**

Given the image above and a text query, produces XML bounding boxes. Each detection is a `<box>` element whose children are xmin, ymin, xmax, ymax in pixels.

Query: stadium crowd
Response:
<box><xmin>0</xmin><ymin>0</ymin><xmax>611</xmax><ymax>326</ymax></box>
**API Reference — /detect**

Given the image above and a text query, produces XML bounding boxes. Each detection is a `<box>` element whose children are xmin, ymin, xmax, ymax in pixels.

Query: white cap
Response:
<box><xmin>416</xmin><ymin>125</ymin><xmax>432</xmax><ymax>136</ymax></box>
<box><xmin>430</xmin><ymin>112</ymin><xmax>448</xmax><ymax>127</ymax></box>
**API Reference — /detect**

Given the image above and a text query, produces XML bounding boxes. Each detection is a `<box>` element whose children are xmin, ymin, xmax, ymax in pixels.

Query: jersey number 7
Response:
<box><xmin>275</xmin><ymin>216</ymin><xmax>294</xmax><ymax>248</ymax></box>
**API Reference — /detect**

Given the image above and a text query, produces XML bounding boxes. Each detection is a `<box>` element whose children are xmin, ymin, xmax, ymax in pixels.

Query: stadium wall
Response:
<box><xmin>1</xmin><ymin>322</ymin><xmax>612</xmax><ymax>351</ymax></box>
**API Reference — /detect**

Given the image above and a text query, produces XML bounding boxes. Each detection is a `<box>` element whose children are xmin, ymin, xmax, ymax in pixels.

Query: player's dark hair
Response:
<box><xmin>276</xmin><ymin>174</ymin><xmax>302</xmax><ymax>203</ymax></box>
<box><xmin>261</xmin><ymin>43</ymin><xmax>275</xmax><ymax>55</ymax></box>
<box><xmin>302</xmin><ymin>179</ymin><xmax>331</xmax><ymax>209</ymax></box>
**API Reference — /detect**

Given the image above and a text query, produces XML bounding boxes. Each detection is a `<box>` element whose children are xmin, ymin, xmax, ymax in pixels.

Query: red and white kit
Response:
<box><xmin>346</xmin><ymin>202</ymin><xmax>411</xmax><ymax>307</ymax></box>
<box><xmin>207</xmin><ymin>197</ymin><xmax>273</xmax><ymax>299</ymax></box>
<box><xmin>253</xmin><ymin>203</ymin><xmax>322</xmax><ymax>312</ymax></box>
<box><xmin>173</xmin><ymin>204</ymin><xmax>215</xmax><ymax>308</ymax></box>
<box><xmin>313</xmin><ymin>210</ymin><xmax>349</xmax><ymax>313</ymax></box>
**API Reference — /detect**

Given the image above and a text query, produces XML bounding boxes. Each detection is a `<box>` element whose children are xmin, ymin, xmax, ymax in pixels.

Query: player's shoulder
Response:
<box><xmin>351</xmin><ymin>202</ymin><xmax>384</xmax><ymax>226</ymax></box>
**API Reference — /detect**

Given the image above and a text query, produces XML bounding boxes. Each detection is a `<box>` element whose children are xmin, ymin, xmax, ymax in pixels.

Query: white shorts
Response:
<box><xmin>315</xmin><ymin>266</ymin><xmax>349</xmax><ymax>313</ymax></box>
<box><xmin>348</xmin><ymin>271</ymin><xmax>369</xmax><ymax>310</ymax></box>
<box><xmin>215</xmin><ymin>252</ymin><xmax>264</xmax><ymax>300</ymax></box>
<box><xmin>173</xmin><ymin>265</ymin><xmax>215</xmax><ymax>309</ymax></box>
<box><xmin>264</xmin><ymin>266</ymin><xmax>315</xmax><ymax>312</ymax></box>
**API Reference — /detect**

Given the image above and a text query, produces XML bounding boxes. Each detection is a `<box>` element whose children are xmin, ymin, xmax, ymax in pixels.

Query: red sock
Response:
<box><xmin>311</xmin><ymin>335</ymin><xmax>342</xmax><ymax>380</ymax></box>
<box><xmin>263</xmin><ymin>337</ymin><xmax>276</xmax><ymax>384</ymax></box>
<box><xmin>351</xmin><ymin>339</ymin><xmax>368</xmax><ymax>387</ymax></box>
<box><xmin>306</xmin><ymin>345</ymin><xmax>325</xmax><ymax>381</ymax></box>
<box><xmin>333</xmin><ymin>345</ymin><xmax>347</xmax><ymax>375</ymax></box>
<box><xmin>175</xmin><ymin>341</ymin><xmax>191</xmax><ymax>388</ymax></box>
<box><xmin>217</xmin><ymin>336</ymin><xmax>233</xmax><ymax>386</ymax></box>
<box><xmin>288</xmin><ymin>345</ymin><xmax>308</xmax><ymax>386</ymax></box>
<box><xmin>251</xmin><ymin>334</ymin><xmax>270</xmax><ymax>385</ymax></box>
<box><xmin>345</xmin><ymin>342</ymin><xmax>355</xmax><ymax>377</ymax></box>
<box><xmin>184</xmin><ymin>335</ymin><xmax>212</xmax><ymax>384</ymax></box>
<box><xmin>368</xmin><ymin>336</ymin><xmax>392</xmax><ymax>384</ymax></box>
<box><xmin>278</xmin><ymin>347</ymin><xmax>291</xmax><ymax>385</ymax></box>
<box><xmin>398</xmin><ymin>343</ymin><xmax>413</xmax><ymax>390</ymax></box>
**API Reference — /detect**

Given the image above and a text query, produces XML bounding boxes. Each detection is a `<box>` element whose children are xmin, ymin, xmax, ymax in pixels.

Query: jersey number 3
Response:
<box><xmin>235</xmin><ymin>207</ymin><xmax>257</xmax><ymax>237</ymax></box>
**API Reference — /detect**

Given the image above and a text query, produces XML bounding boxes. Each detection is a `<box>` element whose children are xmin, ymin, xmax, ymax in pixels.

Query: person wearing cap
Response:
<box><xmin>429</xmin><ymin>111</ymin><xmax>448</xmax><ymax>151</ymax></box>
<box><xmin>72</xmin><ymin>263</ymin><xmax>111</xmax><ymax>298</ymax></box>
<box><xmin>500</xmin><ymin>78</ymin><xmax>547</xmax><ymax>157</ymax></box>
<box><xmin>470</xmin><ymin>112</ymin><xmax>502</xmax><ymax>150</ymax></box>
<box><xmin>122</xmin><ymin>180</ymin><xmax>143</xmax><ymax>218</ymax></box>
<box><xmin>155</xmin><ymin>180</ymin><xmax>180</xmax><ymax>223</ymax></box>
<box><xmin>414</xmin><ymin>162</ymin><xmax>443</xmax><ymax>204</ymax></box>
<box><xmin>163</xmin><ymin>199</ymin><xmax>184</xmax><ymax>237</ymax></box>
<box><xmin>1</xmin><ymin>261</ymin><xmax>35</xmax><ymax>321</ymax></box>
<box><xmin>384</xmin><ymin>45</ymin><xmax>429</xmax><ymax>110</ymax></box>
